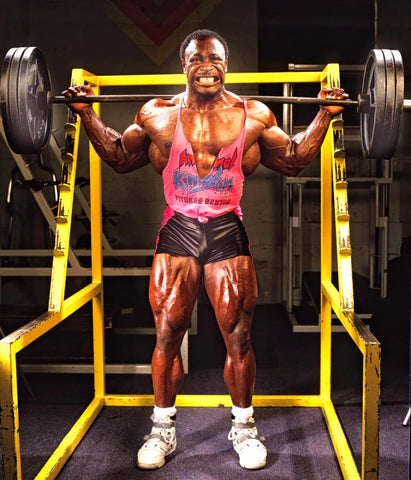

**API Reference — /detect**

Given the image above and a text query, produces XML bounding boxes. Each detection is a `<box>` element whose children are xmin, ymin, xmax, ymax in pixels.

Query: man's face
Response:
<box><xmin>182</xmin><ymin>37</ymin><xmax>228</xmax><ymax>96</ymax></box>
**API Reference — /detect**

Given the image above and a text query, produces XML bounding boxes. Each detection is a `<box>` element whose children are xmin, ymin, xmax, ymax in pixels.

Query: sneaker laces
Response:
<box><xmin>228</xmin><ymin>418</ymin><xmax>265</xmax><ymax>446</ymax></box>
<box><xmin>144</xmin><ymin>414</ymin><xmax>176</xmax><ymax>445</ymax></box>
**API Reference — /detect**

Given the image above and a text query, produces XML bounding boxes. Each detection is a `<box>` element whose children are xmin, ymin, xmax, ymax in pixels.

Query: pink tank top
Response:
<box><xmin>162</xmin><ymin>97</ymin><xmax>247</xmax><ymax>223</ymax></box>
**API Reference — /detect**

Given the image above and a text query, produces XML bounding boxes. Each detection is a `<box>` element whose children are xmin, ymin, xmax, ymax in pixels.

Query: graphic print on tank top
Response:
<box><xmin>162</xmin><ymin>98</ymin><xmax>247</xmax><ymax>221</ymax></box>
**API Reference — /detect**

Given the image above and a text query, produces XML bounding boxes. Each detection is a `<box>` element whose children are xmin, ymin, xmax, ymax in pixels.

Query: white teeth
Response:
<box><xmin>198</xmin><ymin>77</ymin><xmax>215</xmax><ymax>83</ymax></box>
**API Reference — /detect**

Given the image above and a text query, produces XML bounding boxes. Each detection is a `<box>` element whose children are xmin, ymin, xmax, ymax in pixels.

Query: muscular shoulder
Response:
<box><xmin>136</xmin><ymin>95</ymin><xmax>181</xmax><ymax>126</ymax></box>
<box><xmin>246</xmin><ymin>100</ymin><xmax>277</xmax><ymax>128</ymax></box>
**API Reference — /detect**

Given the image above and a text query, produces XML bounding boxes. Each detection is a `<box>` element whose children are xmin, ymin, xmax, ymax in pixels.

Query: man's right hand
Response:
<box><xmin>61</xmin><ymin>85</ymin><xmax>95</xmax><ymax>113</ymax></box>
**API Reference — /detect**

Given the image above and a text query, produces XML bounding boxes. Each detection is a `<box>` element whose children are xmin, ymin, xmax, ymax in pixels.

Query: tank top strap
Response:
<box><xmin>177</xmin><ymin>95</ymin><xmax>184</xmax><ymax>123</ymax></box>
<box><xmin>241</xmin><ymin>99</ymin><xmax>247</xmax><ymax>132</ymax></box>
<box><xmin>172</xmin><ymin>95</ymin><xmax>186</xmax><ymax>143</ymax></box>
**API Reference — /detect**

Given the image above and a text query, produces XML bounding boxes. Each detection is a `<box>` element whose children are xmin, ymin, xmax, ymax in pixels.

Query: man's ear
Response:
<box><xmin>181</xmin><ymin>60</ymin><xmax>187</xmax><ymax>73</ymax></box>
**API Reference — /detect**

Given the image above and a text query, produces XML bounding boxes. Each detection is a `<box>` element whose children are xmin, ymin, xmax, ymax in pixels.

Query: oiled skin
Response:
<box><xmin>63</xmin><ymin>37</ymin><xmax>346</xmax><ymax>408</ymax></box>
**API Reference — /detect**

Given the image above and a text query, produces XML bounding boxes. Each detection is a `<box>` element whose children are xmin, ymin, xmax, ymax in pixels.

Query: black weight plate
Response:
<box><xmin>1</xmin><ymin>46</ymin><xmax>52</xmax><ymax>154</ymax></box>
<box><xmin>1</xmin><ymin>47</ymin><xmax>25</xmax><ymax>152</ymax></box>
<box><xmin>388</xmin><ymin>49</ymin><xmax>404</xmax><ymax>157</ymax></box>
<box><xmin>4</xmin><ymin>47</ymin><xmax>30</xmax><ymax>153</ymax></box>
<box><xmin>360</xmin><ymin>49</ymin><xmax>404</xmax><ymax>159</ymax></box>
<box><xmin>373</xmin><ymin>49</ymin><xmax>402</xmax><ymax>159</ymax></box>
<box><xmin>19</xmin><ymin>47</ymin><xmax>52</xmax><ymax>153</ymax></box>
<box><xmin>360</xmin><ymin>49</ymin><xmax>386</xmax><ymax>158</ymax></box>
<box><xmin>371</xmin><ymin>49</ymin><xmax>395</xmax><ymax>158</ymax></box>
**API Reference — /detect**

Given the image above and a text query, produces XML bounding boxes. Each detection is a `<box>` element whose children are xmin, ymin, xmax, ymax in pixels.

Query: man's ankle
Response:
<box><xmin>153</xmin><ymin>405</ymin><xmax>177</xmax><ymax>422</ymax></box>
<box><xmin>231</xmin><ymin>405</ymin><xmax>254</xmax><ymax>423</ymax></box>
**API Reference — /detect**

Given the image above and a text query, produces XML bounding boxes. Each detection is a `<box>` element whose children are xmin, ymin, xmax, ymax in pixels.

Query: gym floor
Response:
<box><xmin>1</xmin><ymin>303</ymin><xmax>408</xmax><ymax>479</ymax></box>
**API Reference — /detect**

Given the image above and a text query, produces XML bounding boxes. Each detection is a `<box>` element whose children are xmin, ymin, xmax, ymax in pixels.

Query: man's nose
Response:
<box><xmin>199</xmin><ymin>61</ymin><xmax>213</xmax><ymax>70</ymax></box>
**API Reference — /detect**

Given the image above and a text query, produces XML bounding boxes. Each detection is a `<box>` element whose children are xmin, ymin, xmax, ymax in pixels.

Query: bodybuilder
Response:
<box><xmin>63</xmin><ymin>29</ymin><xmax>346</xmax><ymax>470</ymax></box>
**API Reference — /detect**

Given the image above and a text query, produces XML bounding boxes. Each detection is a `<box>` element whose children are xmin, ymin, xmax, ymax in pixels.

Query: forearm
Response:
<box><xmin>78</xmin><ymin>107</ymin><xmax>149</xmax><ymax>173</ymax></box>
<box><xmin>259</xmin><ymin>108</ymin><xmax>334</xmax><ymax>176</ymax></box>
<box><xmin>288</xmin><ymin>108</ymin><xmax>334</xmax><ymax>170</ymax></box>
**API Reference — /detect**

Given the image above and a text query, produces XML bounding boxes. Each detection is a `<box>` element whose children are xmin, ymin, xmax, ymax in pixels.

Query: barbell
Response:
<box><xmin>0</xmin><ymin>46</ymin><xmax>410</xmax><ymax>159</ymax></box>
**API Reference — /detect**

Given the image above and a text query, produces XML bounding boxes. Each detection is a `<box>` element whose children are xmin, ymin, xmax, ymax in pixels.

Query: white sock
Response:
<box><xmin>232</xmin><ymin>405</ymin><xmax>254</xmax><ymax>423</ymax></box>
<box><xmin>153</xmin><ymin>405</ymin><xmax>177</xmax><ymax>422</ymax></box>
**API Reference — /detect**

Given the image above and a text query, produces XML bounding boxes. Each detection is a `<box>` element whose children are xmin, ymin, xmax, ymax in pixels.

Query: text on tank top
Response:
<box><xmin>162</xmin><ymin>97</ymin><xmax>247</xmax><ymax>223</ymax></box>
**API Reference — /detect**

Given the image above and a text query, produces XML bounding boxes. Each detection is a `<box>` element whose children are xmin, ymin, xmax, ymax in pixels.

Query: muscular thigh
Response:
<box><xmin>204</xmin><ymin>256</ymin><xmax>258</xmax><ymax>335</ymax></box>
<box><xmin>149</xmin><ymin>253</ymin><xmax>202</xmax><ymax>332</ymax></box>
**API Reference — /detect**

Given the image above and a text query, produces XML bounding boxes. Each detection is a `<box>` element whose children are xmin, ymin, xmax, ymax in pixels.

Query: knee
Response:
<box><xmin>154</xmin><ymin>317</ymin><xmax>188</xmax><ymax>357</ymax></box>
<box><xmin>227</xmin><ymin>326</ymin><xmax>252</xmax><ymax>358</ymax></box>
<box><xmin>154</xmin><ymin>330</ymin><xmax>180</xmax><ymax>358</ymax></box>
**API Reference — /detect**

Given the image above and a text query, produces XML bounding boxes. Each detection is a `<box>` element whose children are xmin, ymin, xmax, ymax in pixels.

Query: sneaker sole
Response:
<box><xmin>240</xmin><ymin>459</ymin><xmax>267</xmax><ymax>470</ymax></box>
<box><xmin>137</xmin><ymin>458</ymin><xmax>166</xmax><ymax>470</ymax></box>
<box><xmin>137</xmin><ymin>444</ymin><xmax>176</xmax><ymax>469</ymax></box>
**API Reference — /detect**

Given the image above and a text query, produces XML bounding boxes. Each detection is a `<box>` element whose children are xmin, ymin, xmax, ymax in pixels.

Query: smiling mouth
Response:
<box><xmin>195</xmin><ymin>76</ymin><xmax>219</xmax><ymax>85</ymax></box>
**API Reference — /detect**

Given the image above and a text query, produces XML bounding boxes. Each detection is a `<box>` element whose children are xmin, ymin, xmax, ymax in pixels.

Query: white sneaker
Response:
<box><xmin>228</xmin><ymin>418</ymin><xmax>267</xmax><ymax>469</ymax></box>
<box><xmin>137</xmin><ymin>416</ymin><xmax>177</xmax><ymax>469</ymax></box>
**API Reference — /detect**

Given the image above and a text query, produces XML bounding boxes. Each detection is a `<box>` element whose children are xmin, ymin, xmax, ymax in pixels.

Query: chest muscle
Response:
<box><xmin>145</xmin><ymin>105</ymin><xmax>263</xmax><ymax>175</ymax></box>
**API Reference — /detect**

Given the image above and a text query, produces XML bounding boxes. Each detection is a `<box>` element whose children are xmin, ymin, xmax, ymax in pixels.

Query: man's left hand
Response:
<box><xmin>318</xmin><ymin>87</ymin><xmax>349</xmax><ymax>116</ymax></box>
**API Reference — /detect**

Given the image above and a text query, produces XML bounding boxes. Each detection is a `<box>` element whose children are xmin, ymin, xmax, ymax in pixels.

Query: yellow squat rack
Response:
<box><xmin>0</xmin><ymin>65</ymin><xmax>380</xmax><ymax>480</ymax></box>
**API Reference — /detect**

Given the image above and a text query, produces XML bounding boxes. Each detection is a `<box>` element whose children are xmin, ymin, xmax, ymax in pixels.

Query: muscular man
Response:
<box><xmin>63</xmin><ymin>29</ymin><xmax>346</xmax><ymax>470</ymax></box>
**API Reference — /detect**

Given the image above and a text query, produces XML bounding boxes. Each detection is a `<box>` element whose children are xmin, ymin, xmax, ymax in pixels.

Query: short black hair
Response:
<box><xmin>179</xmin><ymin>29</ymin><xmax>229</xmax><ymax>61</ymax></box>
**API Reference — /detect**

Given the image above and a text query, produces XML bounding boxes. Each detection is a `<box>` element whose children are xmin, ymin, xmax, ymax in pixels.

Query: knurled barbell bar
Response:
<box><xmin>1</xmin><ymin>46</ymin><xmax>410</xmax><ymax>158</ymax></box>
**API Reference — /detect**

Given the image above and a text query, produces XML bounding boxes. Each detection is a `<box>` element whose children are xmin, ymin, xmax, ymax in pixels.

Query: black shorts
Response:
<box><xmin>155</xmin><ymin>210</ymin><xmax>251</xmax><ymax>266</ymax></box>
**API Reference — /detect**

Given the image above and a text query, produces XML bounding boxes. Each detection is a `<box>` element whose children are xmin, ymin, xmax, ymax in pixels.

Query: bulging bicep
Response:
<box><xmin>259</xmin><ymin>125</ymin><xmax>290</xmax><ymax>150</ymax></box>
<box><xmin>122</xmin><ymin>123</ymin><xmax>149</xmax><ymax>153</ymax></box>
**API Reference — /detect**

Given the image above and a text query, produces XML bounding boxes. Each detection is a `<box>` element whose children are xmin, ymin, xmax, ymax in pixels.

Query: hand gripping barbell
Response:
<box><xmin>0</xmin><ymin>46</ymin><xmax>410</xmax><ymax>158</ymax></box>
